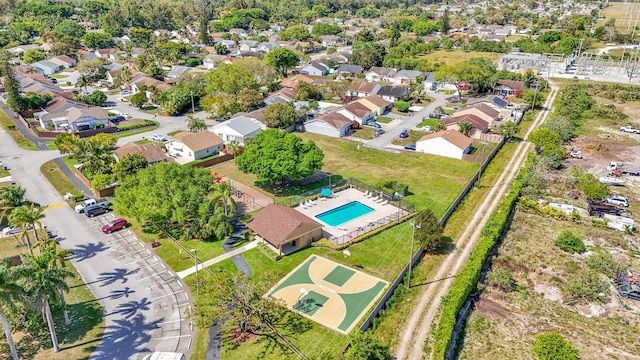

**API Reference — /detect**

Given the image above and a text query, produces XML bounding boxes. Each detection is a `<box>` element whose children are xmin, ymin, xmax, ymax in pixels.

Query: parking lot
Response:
<box><xmin>77</xmin><ymin>212</ymin><xmax>195</xmax><ymax>359</ymax></box>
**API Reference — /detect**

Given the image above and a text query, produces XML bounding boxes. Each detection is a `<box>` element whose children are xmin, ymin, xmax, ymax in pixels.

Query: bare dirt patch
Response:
<box><xmin>474</xmin><ymin>297</ymin><xmax>511</xmax><ymax>321</ymax></box>
<box><xmin>228</xmin><ymin>327</ymin><xmax>259</xmax><ymax>343</ymax></box>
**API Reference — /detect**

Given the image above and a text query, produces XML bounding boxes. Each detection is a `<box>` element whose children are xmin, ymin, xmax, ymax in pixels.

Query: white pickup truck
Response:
<box><xmin>75</xmin><ymin>198</ymin><xmax>109</xmax><ymax>213</ymax></box>
<box><xmin>620</xmin><ymin>125</ymin><xmax>640</xmax><ymax>134</ymax></box>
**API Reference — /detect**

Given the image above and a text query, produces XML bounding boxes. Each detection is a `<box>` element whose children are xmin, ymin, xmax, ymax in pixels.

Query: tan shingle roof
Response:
<box><xmin>441</xmin><ymin>114</ymin><xmax>489</xmax><ymax>132</ymax></box>
<box><xmin>461</xmin><ymin>103</ymin><xmax>500</xmax><ymax>118</ymax></box>
<box><xmin>114</xmin><ymin>142</ymin><xmax>167</xmax><ymax>164</ymax></box>
<box><xmin>247</xmin><ymin>204</ymin><xmax>322</xmax><ymax>247</ymax></box>
<box><xmin>343</xmin><ymin>102</ymin><xmax>371</xmax><ymax>118</ymax></box>
<box><xmin>172</xmin><ymin>131</ymin><xmax>223</xmax><ymax>152</ymax></box>
<box><xmin>361</xmin><ymin>94</ymin><xmax>390</xmax><ymax>108</ymax></box>
<box><xmin>317</xmin><ymin>112</ymin><xmax>351</xmax><ymax>129</ymax></box>
<box><xmin>418</xmin><ymin>130</ymin><xmax>472</xmax><ymax>150</ymax></box>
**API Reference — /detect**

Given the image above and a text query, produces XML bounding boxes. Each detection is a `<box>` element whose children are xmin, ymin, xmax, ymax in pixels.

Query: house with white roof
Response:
<box><xmin>304</xmin><ymin>112</ymin><xmax>351</xmax><ymax>138</ymax></box>
<box><xmin>416</xmin><ymin>130</ymin><xmax>472</xmax><ymax>160</ymax></box>
<box><xmin>209</xmin><ymin>116</ymin><xmax>264</xmax><ymax>145</ymax></box>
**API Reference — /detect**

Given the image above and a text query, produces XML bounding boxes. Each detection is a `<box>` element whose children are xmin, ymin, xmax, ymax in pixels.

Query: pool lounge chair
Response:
<box><xmin>363</xmin><ymin>190</ymin><xmax>370</xmax><ymax>197</ymax></box>
<box><xmin>308</xmin><ymin>199</ymin><xmax>316</xmax><ymax>205</ymax></box>
<box><xmin>380</xmin><ymin>200</ymin><xmax>388</xmax><ymax>205</ymax></box>
<box><xmin>371</xmin><ymin>195</ymin><xmax>379</xmax><ymax>201</ymax></box>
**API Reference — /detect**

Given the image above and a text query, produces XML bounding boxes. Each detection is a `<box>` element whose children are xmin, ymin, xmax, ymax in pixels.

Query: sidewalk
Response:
<box><xmin>176</xmin><ymin>240</ymin><xmax>259</xmax><ymax>278</ymax></box>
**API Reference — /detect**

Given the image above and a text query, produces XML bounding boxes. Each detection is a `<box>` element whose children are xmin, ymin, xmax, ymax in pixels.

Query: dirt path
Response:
<box><xmin>394</xmin><ymin>86</ymin><xmax>560</xmax><ymax>360</ymax></box>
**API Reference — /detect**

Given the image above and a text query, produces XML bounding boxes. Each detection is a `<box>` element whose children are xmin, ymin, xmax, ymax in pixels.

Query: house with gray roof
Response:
<box><xmin>31</xmin><ymin>60</ymin><xmax>63</xmax><ymax>75</ymax></box>
<box><xmin>257</xmin><ymin>42</ymin><xmax>279</xmax><ymax>53</ymax></box>
<box><xmin>395</xmin><ymin>70</ymin><xmax>426</xmax><ymax>85</ymax></box>
<box><xmin>376</xmin><ymin>85</ymin><xmax>411</xmax><ymax>102</ymax></box>
<box><xmin>300</xmin><ymin>62</ymin><xmax>328</xmax><ymax>76</ymax></box>
<box><xmin>365</xmin><ymin>67</ymin><xmax>397</xmax><ymax>82</ymax></box>
<box><xmin>239</xmin><ymin>40</ymin><xmax>259</xmax><ymax>53</ymax></box>
<box><xmin>164</xmin><ymin>65</ymin><xmax>193</xmax><ymax>83</ymax></box>
<box><xmin>39</xmin><ymin>106</ymin><xmax>109</xmax><ymax>132</ymax></box>
<box><xmin>336</xmin><ymin>64</ymin><xmax>364</xmax><ymax>79</ymax></box>
<box><xmin>209</xmin><ymin>115</ymin><xmax>265</xmax><ymax>145</ymax></box>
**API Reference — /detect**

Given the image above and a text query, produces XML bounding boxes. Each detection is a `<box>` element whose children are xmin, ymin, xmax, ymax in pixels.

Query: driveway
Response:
<box><xmin>0</xmin><ymin>115</ymin><xmax>195</xmax><ymax>359</ymax></box>
<box><xmin>367</xmin><ymin>92</ymin><xmax>449</xmax><ymax>148</ymax></box>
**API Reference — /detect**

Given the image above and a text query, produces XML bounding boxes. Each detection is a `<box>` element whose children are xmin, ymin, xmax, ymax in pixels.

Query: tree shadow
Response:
<box><xmin>56</xmin><ymin>297</ymin><xmax>104</xmax><ymax>346</ymax></box>
<box><xmin>90</xmin><ymin>313</ymin><xmax>161</xmax><ymax>360</ymax></box>
<box><xmin>106</xmin><ymin>297</ymin><xmax>152</xmax><ymax>319</ymax></box>
<box><xmin>68</xmin><ymin>242</ymin><xmax>109</xmax><ymax>262</ymax></box>
<box><xmin>87</xmin><ymin>268</ymin><xmax>140</xmax><ymax>287</ymax></box>
<box><xmin>434</xmin><ymin>236</ymin><xmax>455</xmax><ymax>255</ymax></box>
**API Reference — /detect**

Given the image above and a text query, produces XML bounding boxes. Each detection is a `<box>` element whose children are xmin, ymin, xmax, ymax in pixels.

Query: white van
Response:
<box><xmin>142</xmin><ymin>352</ymin><xmax>186</xmax><ymax>360</ymax></box>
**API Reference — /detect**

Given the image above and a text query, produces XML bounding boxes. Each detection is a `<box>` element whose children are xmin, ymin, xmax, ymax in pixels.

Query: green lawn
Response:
<box><xmin>209</xmin><ymin>133</ymin><xmax>478</xmax><ymax>216</ymax></box>
<box><xmin>40</xmin><ymin>160</ymin><xmax>82</xmax><ymax>201</ymax></box>
<box><xmin>416</xmin><ymin>119</ymin><xmax>440</xmax><ymax>128</ymax></box>
<box><xmin>350</xmin><ymin>126</ymin><xmax>375</xmax><ymax>140</ymax></box>
<box><xmin>416</xmin><ymin>50</ymin><xmax>501</xmax><ymax>65</ymax></box>
<box><xmin>112</xmin><ymin>126</ymin><xmax>159</xmax><ymax>139</ymax></box>
<box><xmin>376</xmin><ymin>116</ymin><xmax>393</xmax><ymax>124</ymax></box>
<box><xmin>0</xmin><ymin>110</ymin><xmax>38</xmax><ymax>150</ymax></box>
<box><xmin>392</xmin><ymin>130</ymin><xmax>426</xmax><ymax>147</ymax></box>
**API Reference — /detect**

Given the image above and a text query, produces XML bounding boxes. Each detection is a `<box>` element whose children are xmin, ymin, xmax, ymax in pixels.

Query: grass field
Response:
<box><xmin>209</xmin><ymin>132</ymin><xmax>479</xmax><ymax>216</ymax></box>
<box><xmin>416</xmin><ymin>50</ymin><xmax>502</xmax><ymax>65</ymax></box>
<box><xmin>40</xmin><ymin>160</ymin><xmax>82</xmax><ymax>200</ymax></box>
<box><xmin>0</xmin><ymin>110</ymin><xmax>38</xmax><ymax>150</ymax></box>
<box><xmin>598</xmin><ymin>2</ymin><xmax>640</xmax><ymax>32</ymax></box>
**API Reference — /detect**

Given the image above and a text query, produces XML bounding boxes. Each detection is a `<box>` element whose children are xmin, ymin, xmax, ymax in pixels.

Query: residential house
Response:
<box><xmin>113</xmin><ymin>35</ymin><xmax>131</xmax><ymax>44</ymax></box>
<box><xmin>6</xmin><ymin>44</ymin><xmax>41</xmax><ymax>55</ymax></box>
<box><xmin>357</xmin><ymin>95</ymin><xmax>391</xmax><ymax>115</ymax></box>
<box><xmin>337</xmin><ymin>102</ymin><xmax>376</xmax><ymax>126</ymax></box>
<box><xmin>238</xmin><ymin>40</ymin><xmax>259</xmax><ymax>53</ymax></box>
<box><xmin>395</xmin><ymin>70</ymin><xmax>426</xmax><ymax>85</ymax></box>
<box><xmin>229</xmin><ymin>28</ymin><xmax>250</xmax><ymax>37</ymax></box>
<box><xmin>264</xmin><ymin>88</ymin><xmax>297</xmax><ymax>105</ymax></box>
<box><xmin>376</xmin><ymin>85</ymin><xmax>410</xmax><ymax>103</ymax></box>
<box><xmin>440</xmin><ymin>114</ymin><xmax>489</xmax><ymax>139</ymax></box>
<box><xmin>166</xmin><ymin>131</ymin><xmax>225</xmax><ymax>162</ymax></box>
<box><xmin>281</xmin><ymin>74</ymin><xmax>315</xmax><ymax>89</ymax></box>
<box><xmin>39</xmin><ymin>106</ymin><xmax>109</xmax><ymax>132</ymax></box>
<box><xmin>319</xmin><ymin>35</ymin><xmax>341</xmax><ymax>47</ymax></box>
<box><xmin>130</xmin><ymin>47</ymin><xmax>145</xmax><ymax>59</ymax></box>
<box><xmin>153</xmin><ymin>29</ymin><xmax>170</xmax><ymax>37</ymax></box>
<box><xmin>247</xmin><ymin>204</ymin><xmax>323</xmax><ymax>256</ymax></box>
<box><xmin>453</xmin><ymin>103</ymin><xmax>500</xmax><ymax>124</ymax></box>
<box><xmin>365</xmin><ymin>67</ymin><xmax>397</xmax><ymax>82</ymax></box>
<box><xmin>30</xmin><ymin>60</ymin><xmax>63</xmax><ymax>75</ymax></box>
<box><xmin>493</xmin><ymin>79</ymin><xmax>526</xmax><ymax>97</ymax></box>
<box><xmin>416</xmin><ymin>130</ymin><xmax>472</xmax><ymax>160</ymax></box>
<box><xmin>257</xmin><ymin>42</ymin><xmax>279</xmax><ymax>53</ymax></box>
<box><xmin>300</xmin><ymin>62</ymin><xmax>328</xmax><ymax>76</ymax></box>
<box><xmin>18</xmin><ymin>76</ymin><xmax>64</xmax><ymax>95</ymax></box>
<box><xmin>423</xmin><ymin>72</ymin><xmax>438</xmax><ymax>91</ymax></box>
<box><xmin>114</xmin><ymin>142</ymin><xmax>168</xmax><ymax>165</ymax></box>
<box><xmin>164</xmin><ymin>65</ymin><xmax>193</xmax><ymax>83</ymax></box>
<box><xmin>335</xmin><ymin>64</ymin><xmax>364</xmax><ymax>79</ymax></box>
<box><xmin>35</xmin><ymin>97</ymin><xmax>87</xmax><ymax>126</ymax></box>
<box><xmin>94</xmin><ymin>48</ymin><xmax>116</xmax><ymax>60</ymax></box>
<box><xmin>210</xmin><ymin>116</ymin><xmax>264</xmax><ymax>145</ymax></box>
<box><xmin>203</xmin><ymin>54</ymin><xmax>232</xmax><ymax>70</ymax></box>
<box><xmin>103</xmin><ymin>62</ymin><xmax>124</xmax><ymax>73</ymax></box>
<box><xmin>346</xmin><ymin>82</ymin><xmax>381</xmax><ymax>98</ymax></box>
<box><xmin>49</xmin><ymin>55</ymin><xmax>77</xmax><ymax>69</ymax></box>
<box><xmin>105</xmin><ymin>69</ymin><xmax>122</xmax><ymax>84</ymax></box>
<box><xmin>304</xmin><ymin>112</ymin><xmax>352</xmax><ymax>138</ymax></box>
<box><xmin>129</xmin><ymin>75</ymin><xmax>171</xmax><ymax>96</ymax></box>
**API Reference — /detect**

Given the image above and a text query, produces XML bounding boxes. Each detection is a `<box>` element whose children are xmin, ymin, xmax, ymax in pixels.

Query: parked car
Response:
<box><xmin>85</xmin><ymin>204</ymin><xmax>110</xmax><ymax>217</ymax></box>
<box><xmin>428</xmin><ymin>113</ymin><xmax>439</xmax><ymax>119</ymax></box>
<box><xmin>122</xmin><ymin>113</ymin><xmax>132</xmax><ymax>118</ymax></box>
<box><xmin>2</xmin><ymin>226</ymin><xmax>21</xmax><ymax>235</ymax></box>
<box><xmin>399</xmin><ymin>129</ymin><xmax>409</xmax><ymax>138</ymax></box>
<box><xmin>606</xmin><ymin>195</ymin><xmax>629</xmax><ymax>207</ymax></box>
<box><xmin>102</xmin><ymin>218</ymin><xmax>128</xmax><ymax>234</ymax></box>
<box><xmin>619</xmin><ymin>284</ymin><xmax>640</xmax><ymax>300</ymax></box>
<box><xmin>151</xmin><ymin>134</ymin><xmax>168</xmax><ymax>142</ymax></box>
<box><xmin>50</xmin><ymin>78</ymin><xmax>57</xmax><ymax>84</ymax></box>
<box><xmin>620</xmin><ymin>125</ymin><xmax>640</xmax><ymax>134</ymax></box>
<box><xmin>120</xmin><ymin>90</ymin><xmax>131</xmax><ymax>95</ymax></box>
<box><xmin>404</xmin><ymin>144</ymin><xmax>416</xmax><ymax>151</ymax></box>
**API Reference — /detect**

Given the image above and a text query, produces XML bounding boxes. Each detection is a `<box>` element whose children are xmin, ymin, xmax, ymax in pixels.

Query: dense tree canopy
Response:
<box><xmin>263</xmin><ymin>102</ymin><xmax>297</xmax><ymax>129</ymax></box>
<box><xmin>236</xmin><ymin>130</ymin><xmax>324</xmax><ymax>184</ymax></box>
<box><xmin>113</xmin><ymin>162</ymin><xmax>234</xmax><ymax>240</ymax></box>
<box><xmin>264</xmin><ymin>48</ymin><xmax>300</xmax><ymax>77</ymax></box>
<box><xmin>205</xmin><ymin>62</ymin><xmax>258</xmax><ymax>95</ymax></box>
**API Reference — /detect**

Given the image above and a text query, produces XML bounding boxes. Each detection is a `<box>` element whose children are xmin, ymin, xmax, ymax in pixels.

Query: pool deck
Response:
<box><xmin>295</xmin><ymin>188</ymin><xmax>404</xmax><ymax>239</ymax></box>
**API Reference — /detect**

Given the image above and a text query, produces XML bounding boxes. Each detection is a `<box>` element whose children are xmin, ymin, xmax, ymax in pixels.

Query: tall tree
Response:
<box><xmin>264</xmin><ymin>48</ymin><xmax>300</xmax><ymax>77</ymax></box>
<box><xmin>351</xmin><ymin>42</ymin><xmax>386</xmax><ymax>70</ymax></box>
<box><xmin>205</xmin><ymin>62</ymin><xmax>258</xmax><ymax>95</ymax></box>
<box><xmin>186</xmin><ymin>115</ymin><xmax>207</xmax><ymax>132</ymax></box>
<box><xmin>440</xmin><ymin>8</ymin><xmax>451</xmax><ymax>34</ymax></box>
<box><xmin>263</xmin><ymin>102</ymin><xmax>297</xmax><ymax>129</ymax></box>
<box><xmin>457</xmin><ymin>121</ymin><xmax>474</xmax><ymax>137</ymax></box>
<box><xmin>0</xmin><ymin>259</ymin><xmax>24</xmax><ymax>360</ymax></box>
<box><xmin>236</xmin><ymin>130</ymin><xmax>324</xmax><ymax>185</ymax></box>
<box><xmin>413</xmin><ymin>209</ymin><xmax>443</xmax><ymax>252</ymax></box>
<box><xmin>11</xmin><ymin>204</ymin><xmax>45</xmax><ymax>254</ymax></box>
<box><xmin>53</xmin><ymin>133</ymin><xmax>79</xmax><ymax>155</ymax></box>
<box><xmin>0</xmin><ymin>186</ymin><xmax>27</xmax><ymax>222</ymax></box>
<box><xmin>1</xmin><ymin>58</ymin><xmax>27</xmax><ymax>113</ymax></box>
<box><xmin>16</xmin><ymin>251</ymin><xmax>73</xmax><ymax>352</ymax></box>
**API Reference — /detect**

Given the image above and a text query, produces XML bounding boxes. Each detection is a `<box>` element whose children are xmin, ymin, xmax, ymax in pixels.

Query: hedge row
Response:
<box><xmin>431</xmin><ymin>154</ymin><xmax>534</xmax><ymax>359</ymax></box>
<box><xmin>117</xmin><ymin>120</ymin><xmax>157</xmax><ymax>131</ymax></box>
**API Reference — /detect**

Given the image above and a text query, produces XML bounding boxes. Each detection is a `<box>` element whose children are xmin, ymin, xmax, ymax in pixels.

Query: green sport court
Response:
<box><xmin>267</xmin><ymin>255</ymin><xmax>388</xmax><ymax>334</ymax></box>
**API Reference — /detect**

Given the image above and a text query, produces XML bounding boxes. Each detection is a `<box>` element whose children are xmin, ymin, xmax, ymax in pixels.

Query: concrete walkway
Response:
<box><xmin>52</xmin><ymin>157</ymin><xmax>94</xmax><ymax>195</ymax></box>
<box><xmin>176</xmin><ymin>240</ymin><xmax>259</xmax><ymax>279</ymax></box>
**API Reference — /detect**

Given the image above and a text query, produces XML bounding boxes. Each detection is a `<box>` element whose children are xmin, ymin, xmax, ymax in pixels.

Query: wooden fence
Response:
<box><xmin>72</xmin><ymin>166</ymin><xmax>115</xmax><ymax>197</ymax></box>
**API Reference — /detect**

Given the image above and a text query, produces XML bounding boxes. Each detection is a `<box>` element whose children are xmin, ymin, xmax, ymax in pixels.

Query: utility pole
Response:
<box><xmin>531</xmin><ymin>80</ymin><xmax>540</xmax><ymax>111</ymax></box>
<box><xmin>476</xmin><ymin>141</ymin><xmax>488</xmax><ymax>188</ymax></box>
<box><xmin>407</xmin><ymin>220</ymin><xmax>421</xmax><ymax>290</ymax></box>
<box><xmin>190</xmin><ymin>90</ymin><xmax>195</xmax><ymax>113</ymax></box>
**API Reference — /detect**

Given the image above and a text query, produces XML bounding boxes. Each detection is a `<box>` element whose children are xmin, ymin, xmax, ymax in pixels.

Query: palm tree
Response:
<box><xmin>186</xmin><ymin>115</ymin><xmax>207</xmax><ymax>132</ymax></box>
<box><xmin>16</xmin><ymin>251</ymin><xmax>73</xmax><ymax>353</ymax></box>
<box><xmin>457</xmin><ymin>121</ymin><xmax>474</xmax><ymax>137</ymax></box>
<box><xmin>0</xmin><ymin>186</ymin><xmax>27</xmax><ymax>221</ymax></box>
<box><xmin>0</xmin><ymin>259</ymin><xmax>25</xmax><ymax>360</ymax></box>
<box><xmin>53</xmin><ymin>133</ymin><xmax>79</xmax><ymax>155</ymax></box>
<box><xmin>226</xmin><ymin>140</ymin><xmax>244</xmax><ymax>159</ymax></box>
<box><xmin>9</xmin><ymin>208</ymin><xmax>34</xmax><ymax>254</ymax></box>
<box><xmin>10</xmin><ymin>204</ymin><xmax>45</xmax><ymax>255</ymax></box>
<box><xmin>77</xmin><ymin>74</ymin><xmax>90</xmax><ymax>95</ymax></box>
<box><xmin>75</xmin><ymin>139</ymin><xmax>115</xmax><ymax>175</ymax></box>
<box><xmin>42</xmin><ymin>244</ymin><xmax>74</xmax><ymax>325</ymax></box>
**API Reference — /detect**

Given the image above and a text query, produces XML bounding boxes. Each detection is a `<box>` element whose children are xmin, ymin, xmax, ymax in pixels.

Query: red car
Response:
<box><xmin>102</xmin><ymin>218</ymin><xmax>128</xmax><ymax>234</ymax></box>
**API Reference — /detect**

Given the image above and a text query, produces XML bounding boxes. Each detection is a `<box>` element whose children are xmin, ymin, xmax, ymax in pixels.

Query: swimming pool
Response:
<box><xmin>315</xmin><ymin>201</ymin><xmax>374</xmax><ymax>227</ymax></box>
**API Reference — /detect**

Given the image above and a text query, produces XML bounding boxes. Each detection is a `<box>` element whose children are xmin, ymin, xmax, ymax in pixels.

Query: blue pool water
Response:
<box><xmin>315</xmin><ymin>201</ymin><xmax>374</xmax><ymax>227</ymax></box>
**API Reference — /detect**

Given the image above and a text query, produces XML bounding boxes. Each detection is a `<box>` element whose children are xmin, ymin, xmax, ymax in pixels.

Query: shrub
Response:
<box><xmin>586</xmin><ymin>248</ymin><xmax>624</xmax><ymax>278</ymax></box>
<box><xmin>394</xmin><ymin>100</ymin><xmax>410</xmax><ymax>112</ymax></box>
<box><xmin>555</xmin><ymin>231</ymin><xmax>586</xmax><ymax>254</ymax></box>
<box><xmin>117</xmin><ymin>120</ymin><xmax>157</xmax><ymax>131</ymax></box>
<box><xmin>485</xmin><ymin>268</ymin><xmax>516</xmax><ymax>292</ymax></box>
<box><xmin>533</xmin><ymin>331</ymin><xmax>579</xmax><ymax>360</ymax></box>
<box><xmin>577</xmin><ymin>173</ymin><xmax>609</xmax><ymax>202</ymax></box>
<box><xmin>563</xmin><ymin>270</ymin><xmax>609</xmax><ymax>303</ymax></box>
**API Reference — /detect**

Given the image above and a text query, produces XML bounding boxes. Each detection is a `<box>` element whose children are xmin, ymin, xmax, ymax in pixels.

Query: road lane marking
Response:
<box><xmin>44</xmin><ymin>202</ymin><xmax>67</xmax><ymax>211</ymax></box>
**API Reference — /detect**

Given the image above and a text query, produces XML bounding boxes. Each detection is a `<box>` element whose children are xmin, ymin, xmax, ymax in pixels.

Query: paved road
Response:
<box><xmin>0</xmin><ymin>114</ymin><xmax>195</xmax><ymax>359</ymax></box>
<box><xmin>367</xmin><ymin>92</ymin><xmax>449</xmax><ymax>148</ymax></box>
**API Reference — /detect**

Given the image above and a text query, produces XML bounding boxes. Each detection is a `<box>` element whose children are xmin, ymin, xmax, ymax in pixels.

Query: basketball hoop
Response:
<box><xmin>343</xmin><ymin>250</ymin><xmax>351</xmax><ymax>258</ymax></box>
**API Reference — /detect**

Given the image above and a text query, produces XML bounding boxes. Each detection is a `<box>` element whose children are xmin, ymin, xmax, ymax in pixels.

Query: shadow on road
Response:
<box><xmin>69</xmin><ymin>242</ymin><xmax>110</xmax><ymax>262</ymax></box>
<box><xmin>90</xmin><ymin>313</ymin><xmax>161</xmax><ymax>360</ymax></box>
